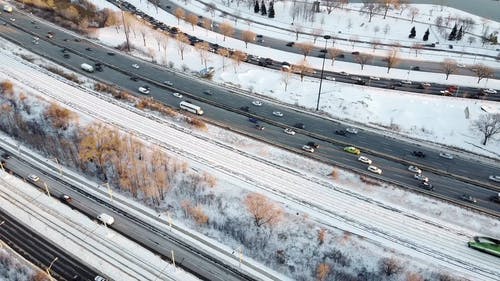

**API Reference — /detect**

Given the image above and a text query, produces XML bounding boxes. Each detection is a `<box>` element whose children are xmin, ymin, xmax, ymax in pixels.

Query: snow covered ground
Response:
<box><xmin>1</xmin><ymin>46</ymin><xmax>500</xmax><ymax>280</ymax></box>
<box><xmin>0</xmin><ymin>245</ymin><xmax>36</xmax><ymax>281</ymax></box>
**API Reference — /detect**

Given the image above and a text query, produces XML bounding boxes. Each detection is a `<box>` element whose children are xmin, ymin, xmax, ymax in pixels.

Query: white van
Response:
<box><xmin>80</xmin><ymin>63</ymin><xmax>94</xmax><ymax>73</ymax></box>
<box><xmin>97</xmin><ymin>213</ymin><xmax>114</xmax><ymax>225</ymax></box>
<box><xmin>3</xmin><ymin>5</ymin><xmax>13</xmax><ymax>13</ymax></box>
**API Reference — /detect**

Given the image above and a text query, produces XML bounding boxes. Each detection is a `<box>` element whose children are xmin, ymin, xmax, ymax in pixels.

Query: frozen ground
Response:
<box><xmin>0</xmin><ymin>246</ymin><xmax>36</xmax><ymax>281</ymax></box>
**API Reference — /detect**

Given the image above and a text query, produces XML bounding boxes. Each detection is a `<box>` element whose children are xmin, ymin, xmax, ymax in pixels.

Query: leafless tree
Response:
<box><xmin>242</xmin><ymin>30</ymin><xmax>256</xmax><ymax>48</ymax></box>
<box><xmin>379</xmin><ymin>257</ymin><xmax>404</xmax><ymax>277</ymax></box>
<box><xmin>412</xmin><ymin>43</ymin><xmax>423</xmax><ymax>57</ymax></box>
<box><xmin>185</xmin><ymin>13</ymin><xmax>198</xmax><ymax>30</ymax></box>
<box><xmin>460</xmin><ymin>17</ymin><xmax>476</xmax><ymax>33</ymax></box>
<box><xmin>441</xmin><ymin>59</ymin><xmax>457</xmax><ymax>80</ymax></box>
<box><xmin>361</xmin><ymin>1</ymin><xmax>380</xmax><ymax>22</ymax></box>
<box><xmin>316</xmin><ymin>263</ymin><xmax>331</xmax><ymax>281</ymax></box>
<box><xmin>139</xmin><ymin>26</ymin><xmax>147</xmax><ymax>47</ymax></box>
<box><xmin>472</xmin><ymin>114</ymin><xmax>500</xmax><ymax>145</ymax></box>
<box><xmin>406</xmin><ymin>272</ymin><xmax>424</xmax><ymax>281</ymax></box>
<box><xmin>293</xmin><ymin>59</ymin><xmax>314</xmax><ymax>82</ymax></box>
<box><xmin>160</xmin><ymin>33</ymin><xmax>169</xmax><ymax>59</ymax></box>
<box><xmin>355</xmin><ymin>53</ymin><xmax>373</xmax><ymax>70</ymax></box>
<box><xmin>195</xmin><ymin>42</ymin><xmax>210</xmax><ymax>67</ymax></box>
<box><xmin>217</xmin><ymin>48</ymin><xmax>230</xmax><ymax>70</ymax></box>
<box><xmin>327</xmin><ymin>48</ymin><xmax>342</xmax><ymax>66</ymax></box>
<box><xmin>398</xmin><ymin>0</ymin><xmax>409</xmax><ymax>15</ymax></box>
<box><xmin>295</xmin><ymin>42</ymin><xmax>314</xmax><ymax>59</ymax></box>
<box><xmin>231</xmin><ymin>50</ymin><xmax>247</xmax><ymax>73</ymax></box>
<box><xmin>377</xmin><ymin>0</ymin><xmax>401</xmax><ymax>19</ymax></box>
<box><xmin>385</xmin><ymin>50</ymin><xmax>400</xmax><ymax>73</ymax></box>
<box><xmin>202</xmin><ymin>18</ymin><xmax>213</xmax><ymax>34</ymax></box>
<box><xmin>281</xmin><ymin>68</ymin><xmax>291</xmax><ymax>91</ymax></box>
<box><xmin>470</xmin><ymin>64</ymin><xmax>494</xmax><ymax>83</ymax></box>
<box><xmin>292</xmin><ymin>24</ymin><xmax>303</xmax><ymax>41</ymax></box>
<box><xmin>244</xmin><ymin>192</ymin><xmax>283</xmax><ymax>227</ymax></box>
<box><xmin>324</xmin><ymin>0</ymin><xmax>335</xmax><ymax>14</ymax></box>
<box><xmin>174</xmin><ymin>7</ymin><xmax>185</xmax><ymax>25</ymax></box>
<box><xmin>176</xmin><ymin>33</ymin><xmax>189</xmax><ymax>60</ymax></box>
<box><xmin>373</xmin><ymin>25</ymin><xmax>381</xmax><ymax>35</ymax></box>
<box><xmin>383</xmin><ymin>23</ymin><xmax>391</xmax><ymax>36</ymax></box>
<box><xmin>312</xmin><ymin>28</ymin><xmax>323</xmax><ymax>43</ymax></box>
<box><xmin>371</xmin><ymin>39</ymin><xmax>381</xmax><ymax>52</ymax></box>
<box><xmin>219</xmin><ymin>22</ymin><xmax>235</xmax><ymax>41</ymax></box>
<box><xmin>204</xmin><ymin>3</ymin><xmax>216</xmax><ymax>17</ymax></box>
<box><xmin>408</xmin><ymin>7</ymin><xmax>419</xmax><ymax>23</ymax></box>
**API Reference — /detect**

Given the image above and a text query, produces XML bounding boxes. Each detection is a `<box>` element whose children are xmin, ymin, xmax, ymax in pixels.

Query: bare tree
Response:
<box><xmin>293</xmin><ymin>59</ymin><xmax>314</xmax><ymax>82</ymax></box>
<box><xmin>281</xmin><ymin>68</ymin><xmax>291</xmax><ymax>91</ymax></box>
<box><xmin>385</xmin><ymin>50</ymin><xmax>400</xmax><ymax>73</ymax></box>
<box><xmin>411</xmin><ymin>43</ymin><xmax>423</xmax><ymax>57</ymax></box>
<box><xmin>242</xmin><ymin>30</ymin><xmax>256</xmax><ymax>48</ymax></box>
<box><xmin>312</xmin><ymin>28</ymin><xmax>323</xmax><ymax>43</ymax></box>
<box><xmin>185</xmin><ymin>13</ymin><xmax>198</xmax><ymax>30</ymax></box>
<box><xmin>295</xmin><ymin>42</ymin><xmax>314</xmax><ymax>59</ymax></box>
<box><xmin>406</xmin><ymin>272</ymin><xmax>424</xmax><ymax>281</ymax></box>
<box><xmin>202</xmin><ymin>18</ymin><xmax>213</xmax><ymax>34</ymax></box>
<box><xmin>176</xmin><ymin>33</ymin><xmax>189</xmax><ymax>60</ymax></box>
<box><xmin>139</xmin><ymin>26</ymin><xmax>147</xmax><ymax>47</ymax></box>
<box><xmin>324</xmin><ymin>0</ymin><xmax>335</xmax><ymax>14</ymax></box>
<box><xmin>204</xmin><ymin>2</ymin><xmax>216</xmax><ymax>17</ymax></box>
<box><xmin>244</xmin><ymin>192</ymin><xmax>283</xmax><ymax>227</ymax></box>
<box><xmin>377</xmin><ymin>0</ymin><xmax>401</xmax><ymax>19</ymax></box>
<box><xmin>472</xmin><ymin>114</ymin><xmax>500</xmax><ymax>145</ymax></box>
<box><xmin>379</xmin><ymin>257</ymin><xmax>404</xmax><ymax>277</ymax></box>
<box><xmin>292</xmin><ymin>24</ymin><xmax>303</xmax><ymax>40</ymax></box>
<box><xmin>327</xmin><ymin>48</ymin><xmax>342</xmax><ymax>66</ymax></box>
<box><xmin>355</xmin><ymin>53</ymin><xmax>373</xmax><ymax>70</ymax></box>
<box><xmin>231</xmin><ymin>50</ymin><xmax>247</xmax><ymax>72</ymax></box>
<box><xmin>217</xmin><ymin>48</ymin><xmax>229</xmax><ymax>70</ymax></box>
<box><xmin>441</xmin><ymin>59</ymin><xmax>457</xmax><ymax>80</ymax></box>
<box><xmin>153</xmin><ymin>31</ymin><xmax>162</xmax><ymax>51</ymax></box>
<box><xmin>316</xmin><ymin>263</ymin><xmax>331</xmax><ymax>281</ymax></box>
<box><xmin>219</xmin><ymin>22</ymin><xmax>235</xmax><ymax>41</ymax></box>
<box><xmin>160</xmin><ymin>33</ymin><xmax>169</xmax><ymax>59</ymax></box>
<box><xmin>408</xmin><ymin>7</ymin><xmax>419</xmax><ymax>23</ymax></box>
<box><xmin>371</xmin><ymin>39</ymin><xmax>381</xmax><ymax>52</ymax></box>
<box><xmin>174</xmin><ymin>7</ymin><xmax>185</xmax><ymax>25</ymax></box>
<box><xmin>470</xmin><ymin>64</ymin><xmax>494</xmax><ymax>83</ymax></box>
<box><xmin>195</xmin><ymin>42</ymin><xmax>210</xmax><ymax>67</ymax></box>
<box><xmin>361</xmin><ymin>1</ymin><xmax>380</xmax><ymax>22</ymax></box>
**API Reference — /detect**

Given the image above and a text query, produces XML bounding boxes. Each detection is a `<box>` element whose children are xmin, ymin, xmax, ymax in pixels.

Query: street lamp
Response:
<box><xmin>46</xmin><ymin>257</ymin><xmax>58</xmax><ymax>281</ymax></box>
<box><xmin>316</xmin><ymin>35</ymin><xmax>331</xmax><ymax>111</ymax></box>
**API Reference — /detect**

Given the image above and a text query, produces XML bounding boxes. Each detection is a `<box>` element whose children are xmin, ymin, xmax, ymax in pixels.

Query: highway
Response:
<box><xmin>0</xmin><ymin>148</ymin><xmax>274</xmax><ymax>281</ymax></box>
<box><xmin>0</xmin><ymin>208</ymin><xmax>99</xmax><ymax>281</ymax></box>
<box><xmin>0</xmin><ymin>9</ymin><xmax>499</xmax><ymax>215</ymax></box>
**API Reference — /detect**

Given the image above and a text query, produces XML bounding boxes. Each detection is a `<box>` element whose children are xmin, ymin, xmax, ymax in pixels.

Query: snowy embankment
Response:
<box><xmin>86</xmin><ymin>0</ymin><xmax>500</xmax><ymax>158</ymax></box>
<box><xmin>1</xmin><ymin>47</ymin><xmax>499</xmax><ymax>280</ymax></box>
<box><xmin>0</xmin><ymin>245</ymin><xmax>37</xmax><ymax>281</ymax></box>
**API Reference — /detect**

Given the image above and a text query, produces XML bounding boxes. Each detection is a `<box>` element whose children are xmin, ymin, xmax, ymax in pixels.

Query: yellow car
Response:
<box><xmin>344</xmin><ymin>146</ymin><xmax>361</xmax><ymax>155</ymax></box>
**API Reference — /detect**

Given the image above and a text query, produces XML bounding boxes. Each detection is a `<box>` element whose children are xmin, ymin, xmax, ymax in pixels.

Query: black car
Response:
<box><xmin>307</xmin><ymin>142</ymin><xmax>319</xmax><ymax>149</ymax></box>
<box><xmin>203</xmin><ymin>90</ymin><xmax>213</xmax><ymax>96</ymax></box>
<box><xmin>319</xmin><ymin>49</ymin><xmax>327</xmax><ymax>53</ymax></box>
<box><xmin>61</xmin><ymin>48</ymin><xmax>68</xmax><ymax>53</ymax></box>
<box><xmin>256</xmin><ymin>34</ymin><xmax>263</xmax><ymax>38</ymax></box>
<box><xmin>96</xmin><ymin>66</ymin><xmax>103</xmax><ymax>72</ymax></box>
<box><xmin>356</xmin><ymin>80</ymin><xmax>366</xmax><ymax>85</ymax></box>
<box><xmin>286</xmin><ymin>42</ymin><xmax>294</xmax><ymax>47</ymax></box>
<box><xmin>335</xmin><ymin>130</ymin><xmax>347</xmax><ymax>136</ymax></box>
<box><xmin>85</xmin><ymin>47</ymin><xmax>92</xmax><ymax>51</ymax></box>
<box><xmin>420</xmin><ymin>181</ymin><xmax>434</xmax><ymax>191</ymax></box>
<box><xmin>294</xmin><ymin>123</ymin><xmax>305</xmax><ymax>129</ymax></box>
<box><xmin>130</xmin><ymin>76</ymin><xmax>139</xmax><ymax>81</ymax></box>
<box><xmin>63</xmin><ymin>53</ymin><xmax>70</xmax><ymax>58</ymax></box>
<box><xmin>240</xmin><ymin>106</ymin><xmax>250</xmax><ymax>112</ymax></box>
<box><xmin>264</xmin><ymin>58</ymin><xmax>273</xmax><ymax>65</ymax></box>
<box><xmin>411</xmin><ymin>66</ymin><xmax>420</xmax><ymax>71</ymax></box>
<box><xmin>1</xmin><ymin>153</ymin><xmax>11</xmax><ymax>159</ymax></box>
<box><xmin>255</xmin><ymin>124</ymin><xmax>265</xmax><ymax>130</ymax></box>
<box><xmin>351</xmin><ymin>51</ymin><xmax>360</xmax><ymax>55</ymax></box>
<box><xmin>412</xmin><ymin>151</ymin><xmax>426</xmax><ymax>158</ymax></box>
<box><xmin>74</xmin><ymin>38</ymin><xmax>81</xmax><ymax>42</ymax></box>
<box><xmin>107</xmin><ymin>52</ymin><xmax>115</xmax><ymax>56</ymax></box>
<box><xmin>248</xmin><ymin>117</ymin><xmax>258</xmax><ymax>123</ymax></box>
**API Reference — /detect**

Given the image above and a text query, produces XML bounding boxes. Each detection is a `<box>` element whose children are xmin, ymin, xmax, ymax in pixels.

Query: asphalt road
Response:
<box><xmin>0</xmin><ymin>11</ymin><xmax>499</xmax><ymax>216</ymax></box>
<box><xmin>0</xmin><ymin>208</ymin><xmax>98</xmax><ymax>281</ymax></box>
<box><xmin>1</xmin><ymin>150</ymin><xmax>267</xmax><ymax>281</ymax></box>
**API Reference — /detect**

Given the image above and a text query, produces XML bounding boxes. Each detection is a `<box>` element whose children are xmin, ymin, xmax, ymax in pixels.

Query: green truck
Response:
<box><xmin>468</xmin><ymin>236</ymin><xmax>500</xmax><ymax>257</ymax></box>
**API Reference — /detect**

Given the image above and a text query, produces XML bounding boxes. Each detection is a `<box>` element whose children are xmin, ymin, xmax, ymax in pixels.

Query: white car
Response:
<box><xmin>163</xmin><ymin>81</ymin><xmax>173</xmax><ymax>86</ymax></box>
<box><xmin>358</xmin><ymin>156</ymin><xmax>372</xmax><ymax>165</ymax></box>
<box><xmin>325</xmin><ymin>76</ymin><xmax>335</xmax><ymax>81</ymax></box>
<box><xmin>346</xmin><ymin>127</ymin><xmax>358</xmax><ymax>134</ymax></box>
<box><xmin>369</xmin><ymin>76</ymin><xmax>380</xmax><ymax>80</ymax></box>
<box><xmin>272</xmin><ymin>111</ymin><xmax>283</xmax><ymax>117</ymax></box>
<box><xmin>421</xmin><ymin>82</ymin><xmax>432</xmax><ymax>87</ymax></box>
<box><xmin>440</xmin><ymin>90</ymin><xmax>451</xmax><ymax>95</ymax></box>
<box><xmin>302</xmin><ymin>145</ymin><xmax>314</xmax><ymax>153</ymax></box>
<box><xmin>414</xmin><ymin>174</ymin><xmax>429</xmax><ymax>182</ymax></box>
<box><xmin>28</xmin><ymin>174</ymin><xmax>40</xmax><ymax>182</ymax></box>
<box><xmin>439</xmin><ymin>152</ymin><xmax>454</xmax><ymax>159</ymax></box>
<box><xmin>138</xmin><ymin>86</ymin><xmax>150</xmax><ymax>94</ymax></box>
<box><xmin>482</xmin><ymin>88</ymin><xmax>497</xmax><ymax>94</ymax></box>
<box><xmin>9</xmin><ymin>18</ymin><xmax>15</xmax><ymax>22</ymax></box>
<box><xmin>367</xmin><ymin>165</ymin><xmax>382</xmax><ymax>175</ymax></box>
<box><xmin>172</xmin><ymin>92</ymin><xmax>182</xmax><ymax>98</ymax></box>
<box><xmin>252</xmin><ymin>100</ymin><xmax>263</xmax><ymax>106</ymax></box>
<box><xmin>489</xmin><ymin>175</ymin><xmax>500</xmax><ymax>183</ymax></box>
<box><xmin>132</xmin><ymin>63</ymin><xmax>140</xmax><ymax>69</ymax></box>
<box><xmin>32</xmin><ymin>40</ymin><xmax>39</xmax><ymax>45</ymax></box>
<box><xmin>456</xmin><ymin>63</ymin><xmax>466</xmax><ymax>68</ymax></box>
<box><xmin>400</xmin><ymin>80</ymin><xmax>412</xmax><ymax>85</ymax></box>
<box><xmin>408</xmin><ymin>165</ymin><xmax>421</xmax><ymax>174</ymax></box>
<box><xmin>284</xmin><ymin>128</ymin><xmax>296</xmax><ymax>135</ymax></box>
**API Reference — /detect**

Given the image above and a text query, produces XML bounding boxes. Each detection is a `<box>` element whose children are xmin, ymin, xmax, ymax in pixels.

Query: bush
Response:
<box><xmin>46</xmin><ymin>66</ymin><xmax>81</xmax><ymax>84</ymax></box>
<box><xmin>186</xmin><ymin>117</ymin><xmax>207</xmax><ymax>130</ymax></box>
<box><xmin>0</xmin><ymin>80</ymin><xmax>14</xmax><ymax>95</ymax></box>
<box><xmin>379</xmin><ymin>257</ymin><xmax>404</xmax><ymax>277</ymax></box>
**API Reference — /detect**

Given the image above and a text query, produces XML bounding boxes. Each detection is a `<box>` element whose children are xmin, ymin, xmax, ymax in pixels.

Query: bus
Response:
<box><xmin>179</xmin><ymin>101</ymin><xmax>204</xmax><ymax>115</ymax></box>
<box><xmin>468</xmin><ymin>236</ymin><xmax>500</xmax><ymax>257</ymax></box>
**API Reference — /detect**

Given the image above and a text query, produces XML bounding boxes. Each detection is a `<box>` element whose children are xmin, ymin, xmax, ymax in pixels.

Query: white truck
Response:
<box><xmin>3</xmin><ymin>5</ymin><xmax>13</xmax><ymax>13</ymax></box>
<box><xmin>80</xmin><ymin>63</ymin><xmax>94</xmax><ymax>73</ymax></box>
<box><xmin>97</xmin><ymin>213</ymin><xmax>115</xmax><ymax>225</ymax></box>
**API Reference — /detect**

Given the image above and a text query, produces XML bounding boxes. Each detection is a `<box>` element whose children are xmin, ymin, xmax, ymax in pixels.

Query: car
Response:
<box><xmin>132</xmin><ymin>64</ymin><xmax>140</xmax><ymax>69</ymax></box>
<box><xmin>130</xmin><ymin>76</ymin><xmax>139</xmax><ymax>81</ymax></box>
<box><xmin>420</xmin><ymin>181</ymin><xmax>434</xmax><ymax>191</ymax></box>
<box><xmin>257</xmin><ymin>39</ymin><xmax>264</xmax><ymax>43</ymax></box>
<box><xmin>107</xmin><ymin>52</ymin><xmax>115</xmax><ymax>56</ymax></box>
<box><xmin>94</xmin><ymin>276</ymin><xmax>108</xmax><ymax>281</ymax></box>
<box><xmin>32</xmin><ymin>40</ymin><xmax>39</xmax><ymax>45</ymax></box>
<box><xmin>344</xmin><ymin>146</ymin><xmax>361</xmax><ymax>155</ymax></box>
<box><xmin>419</xmin><ymin>82</ymin><xmax>431</xmax><ymax>89</ymax></box>
<box><xmin>335</xmin><ymin>130</ymin><xmax>347</xmax><ymax>136</ymax></box>
<box><xmin>256</xmin><ymin>34</ymin><xmax>263</xmax><ymax>38</ymax></box>
<box><xmin>440</xmin><ymin>90</ymin><xmax>452</xmax><ymax>96</ymax></box>
<box><xmin>411</xmin><ymin>66</ymin><xmax>420</xmax><ymax>71</ymax></box>
<box><xmin>400</xmin><ymin>80</ymin><xmax>412</xmax><ymax>85</ymax></box>
<box><xmin>9</xmin><ymin>18</ymin><xmax>15</xmax><ymax>22</ymax></box>
<box><xmin>34</xmin><ymin>25</ymin><xmax>40</xmax><ymax>29</ymax></box>
<box><xmin>163</xmin><ymin>81</ymin><xmax>174</xmax><ymax>86</ymax></box>
<box><xmin>248</xmin><ymin>117</ymin><xmax>258</xmax><ymax>123</ymax></box>
<box><xmin>272</xmin><ymin>111</ymin><xmax>283</xmax><ymax>117</ymax></box>
<box><xmin>1</xmin><ymin>153</ymin><xmax>11</xmax><ymax>159</ymax></box>
<box><xmin>345</xmin><ymin>127</ymin><xmax>358</xmax><ymax>134</ymax></box>
<box><xmin>46</xmin><ymin>32</ymin><xmax>54</xmax><ymax>39</ymax></box>
<box><xmin>350</xmin><ymin>76</ymin><xmax>362</xmax><ymax>81</ymax></box>
<box><xmin>284</xmin><ymin>128</ymin><xmax>296</xmax><ymax>135</ymax></box>
<box><xmin>302</xmin><ymin>145</ymin><xmax>314</xmax><ymax>153</ymax></box>
<box><xmin>30</xmin><ymin>20</ymin><xmax>37</xmax><ymax>24</ymax></box>
<box><xmin>286</xmin><ymin>42</ymin><xmax>294</xmax><ymax>47</ymax></box>
<box><xmin>482</xmin><ymin>88</ymin><xmax>497</xmax><ymax>94</ymax></box>
<box><xmin>95</xmin><ymin>66</ymin><xmax>103</xmax><ymax>72</ymax></box>
<box><xmin>439</xmin><ymin>152</ymin><xmax>454</xmax><ymax>159</ymax></box>
<box><xmin>319</xmin><ymin>49</ymin><xmax>327</xmax><ymax>53</ymax></box>
<box><xmin>414</xmin><ymin>174</ymin><xmax>429</xmax><ymax>182</ymax></box>
<box><xmin>240</xmin><ymin>106</ymin><xmax>250</xmax><ymax>112</ymax></box>
<box><xmin>490</xmin><ymin>193</ymin><xmax>500</xmax><ymax>203</ymax></box>
<box><xmin>255</xmin><ymin>124</ymin><xmax>265</xmax><ymax>130</ymax></box>
<box><xmin>294</xmin><ymin>123</ymin><xmax>305</xmax><ymax>129</ymax></box>
<box><xmin>172</xmin><ymin>92</ymin><xmax>183</xmax><ymax>98</ymax></box>
<box><xmin>339</xmin><ymin>71</ymin><xmax>349</xmax><ymax>76</ymax></box>
<box><xmin>351</xmin><ymin>51</ymin><xmax>360</xmax><ymax>55</ymax></box>
<box><xmin>489</xmin><ymin>175</ymin><xmax>500</xmax><ymax>183</ymax></box>
<box><xmin>33</xmin><ymin>36</ymin><xmax>39</xmax><ymax>41</ymax></box>
<box><xmin>203</xmin><ymin>90</ymin><xmax>213</xmax><ymax>95</ymax></box>
<box><xmin>74</xmin><ymin>38</ymin><xmax>81</xmax><ymax>42</ymax></box>
<box><xmin>138</xmin><ymin>86</ymin><xmax>150</xmax><ymax>94</ymax></box>
<box><xmin>358</xmin><ymin>156</ymin><xmax>372</xmax><ymax>164</ymax></box>
<box><xmin>387</xmin><ymin>84</ymin><xmax>396</xmax><ymax>89</ymax></box>
<box><xmin>307</xmin><ymin>142</ymin><xmax>319</xmax><ymax>148</ymax></box>
<box><xmin>28</xmin><ymin>174</ymin><xmax>40</xmax><ymax>182</ymax></box>
<box><xmin>85</xmin><ymin>47</ymin><xmax>92</xmax><ymax>51</ymax></box>
<box><xmin>460</xmin><ymin>194</ymin><xmax>477</xmax><ymax>203</ymax></box>
<box><xmin>456</xmin><ymin>63</ymin><xmax>466</xmax><ymax>68</ymax></box>
<box><xmin>356</xmin><ymin>80</ymin><xmax>366</xmax><ymax>85</ymax></box>
<box><xmin>412</xmin><ymin>151</ymin><xmax>426</xmax><ymax>158</ymax></box>
<box><xmin>408</xmin><ymin>165</ymin><xmax>421</xmax><ymax>174</ymax></box>
<box><xmin>367</xmin><ymin>165</ymin><xmax>382</xmax><ymax>174</ymax></box>
<box><xmin>60</xmin><ymin>194</ymin><xmax>73</xmax><ymax>203</ymax></box>
<box><xmin>251</xmin><ymin>100</ymin><xmax>263</xmax><ymax>106</ymax></box>
<box><xmin>369</xmin><ymin>76</ymin><xmax>380</xmax><ymax>80</ymax></box>
<box><xmin>447</xmin><ymin>85</ymin><xmax>458</xmax><ymax>93</ymax></box>
<box><xmin>325</xmin><ymin>76</ymin><xmax>335</xmax><ymax>81</ymax></box>
<box><xmin>63</xmin><ymin>53</ymin><xmax>70</xmax><ymax>58</ymax></box>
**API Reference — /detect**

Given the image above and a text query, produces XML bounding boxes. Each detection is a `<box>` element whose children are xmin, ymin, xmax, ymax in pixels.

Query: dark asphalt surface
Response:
<box><xmin>0</xmin><ymin>10</ymin><xmax>499</xmax><ymax>216</ymax></box>
<box><xmin>0</xmin><ymin>208</ymin><xmax>98</xmax><ymax>281</ymax></box>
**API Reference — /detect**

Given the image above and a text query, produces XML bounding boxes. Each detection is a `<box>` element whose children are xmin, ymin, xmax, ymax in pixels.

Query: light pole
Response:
<box><xmin>46</xmin><ymin>256</ymin><xmax>58</xmax><ymax>281</ymax></box>
<box><xmin>316</xmin><ymin>35</ymin><xmax>331</xmax><ymax>111</ymax></box>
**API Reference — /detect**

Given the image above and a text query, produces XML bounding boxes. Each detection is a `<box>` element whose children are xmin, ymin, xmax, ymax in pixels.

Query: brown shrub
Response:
<box><xmin>44</xmin><ymin>103</ymin><xmax>76</xmax><ymax>130</ymax></box>
<box><xmin>379</xmin><ymin>257</ymin><xmax>404</xmax><ymax>277</ymax></box>
<box><xmin>359</xmin><ymin>176</ymin><xmax>381</xmax><ymax>186</ymax></box>
<box><xmin>201</xmin><ymin>172</ymin><xmax>217</xmax><ymax>188</ymax></box>
<box><xmin>245</xmin><ymin>192</ymin><xmax>284</xmax><ymax>227</ymax></box>
<box><xmin>0</xmin><ymin>80</ymin><xmax>14</xmax><ymax>95</ymax></box>
<box><xmin>406</xmin><ymin>272</ymin><xmax>424</xmax><ymax>281</ymax></box>
<box><xmin>330</xmin><ymin>168</ymin><xmax>339</xmax><ymax>180</ymax></box>
<box><xmin>32</xmin><ymin>270</ymin><xmax>50</xmax><ymax>281</ymax></box>
<box><xmin>186</xmin><ymin>117</ymin><xmax>207</xmax><ymax>130</ymax></box>
<box><xmin>317</xmin><ymin>228</ymin><xmax>327</xmax><ymax>245</ymax></box>
<box><xmin>46</xmin><ymin>66</ymin><xmax>81</xmax><ymax>84</ymax></box>
<box><xmin>182</xmin><ymin>201</ymin><xmax>209</xmax><ymax>225</ymax></box>
<box><xmin>316</xmin><ymin>263</ymin><xmax>331</xmax><ymax>281</ymax></box>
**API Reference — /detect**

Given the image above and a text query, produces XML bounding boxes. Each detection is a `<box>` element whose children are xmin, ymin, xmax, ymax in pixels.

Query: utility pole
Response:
<box><xmin>46</xmin><ymin>257</ymin><xmax>58</xmax><ymax>281</ymax></box>
<box><xmin>121</xmin><ymin>10</ymin><xmax>131</xmax><ymax>52</ymax></box>
<box><xmin>316</xmin><ymin>35</ymin><xmax>331</xmax><ymax>111</ymax></box>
